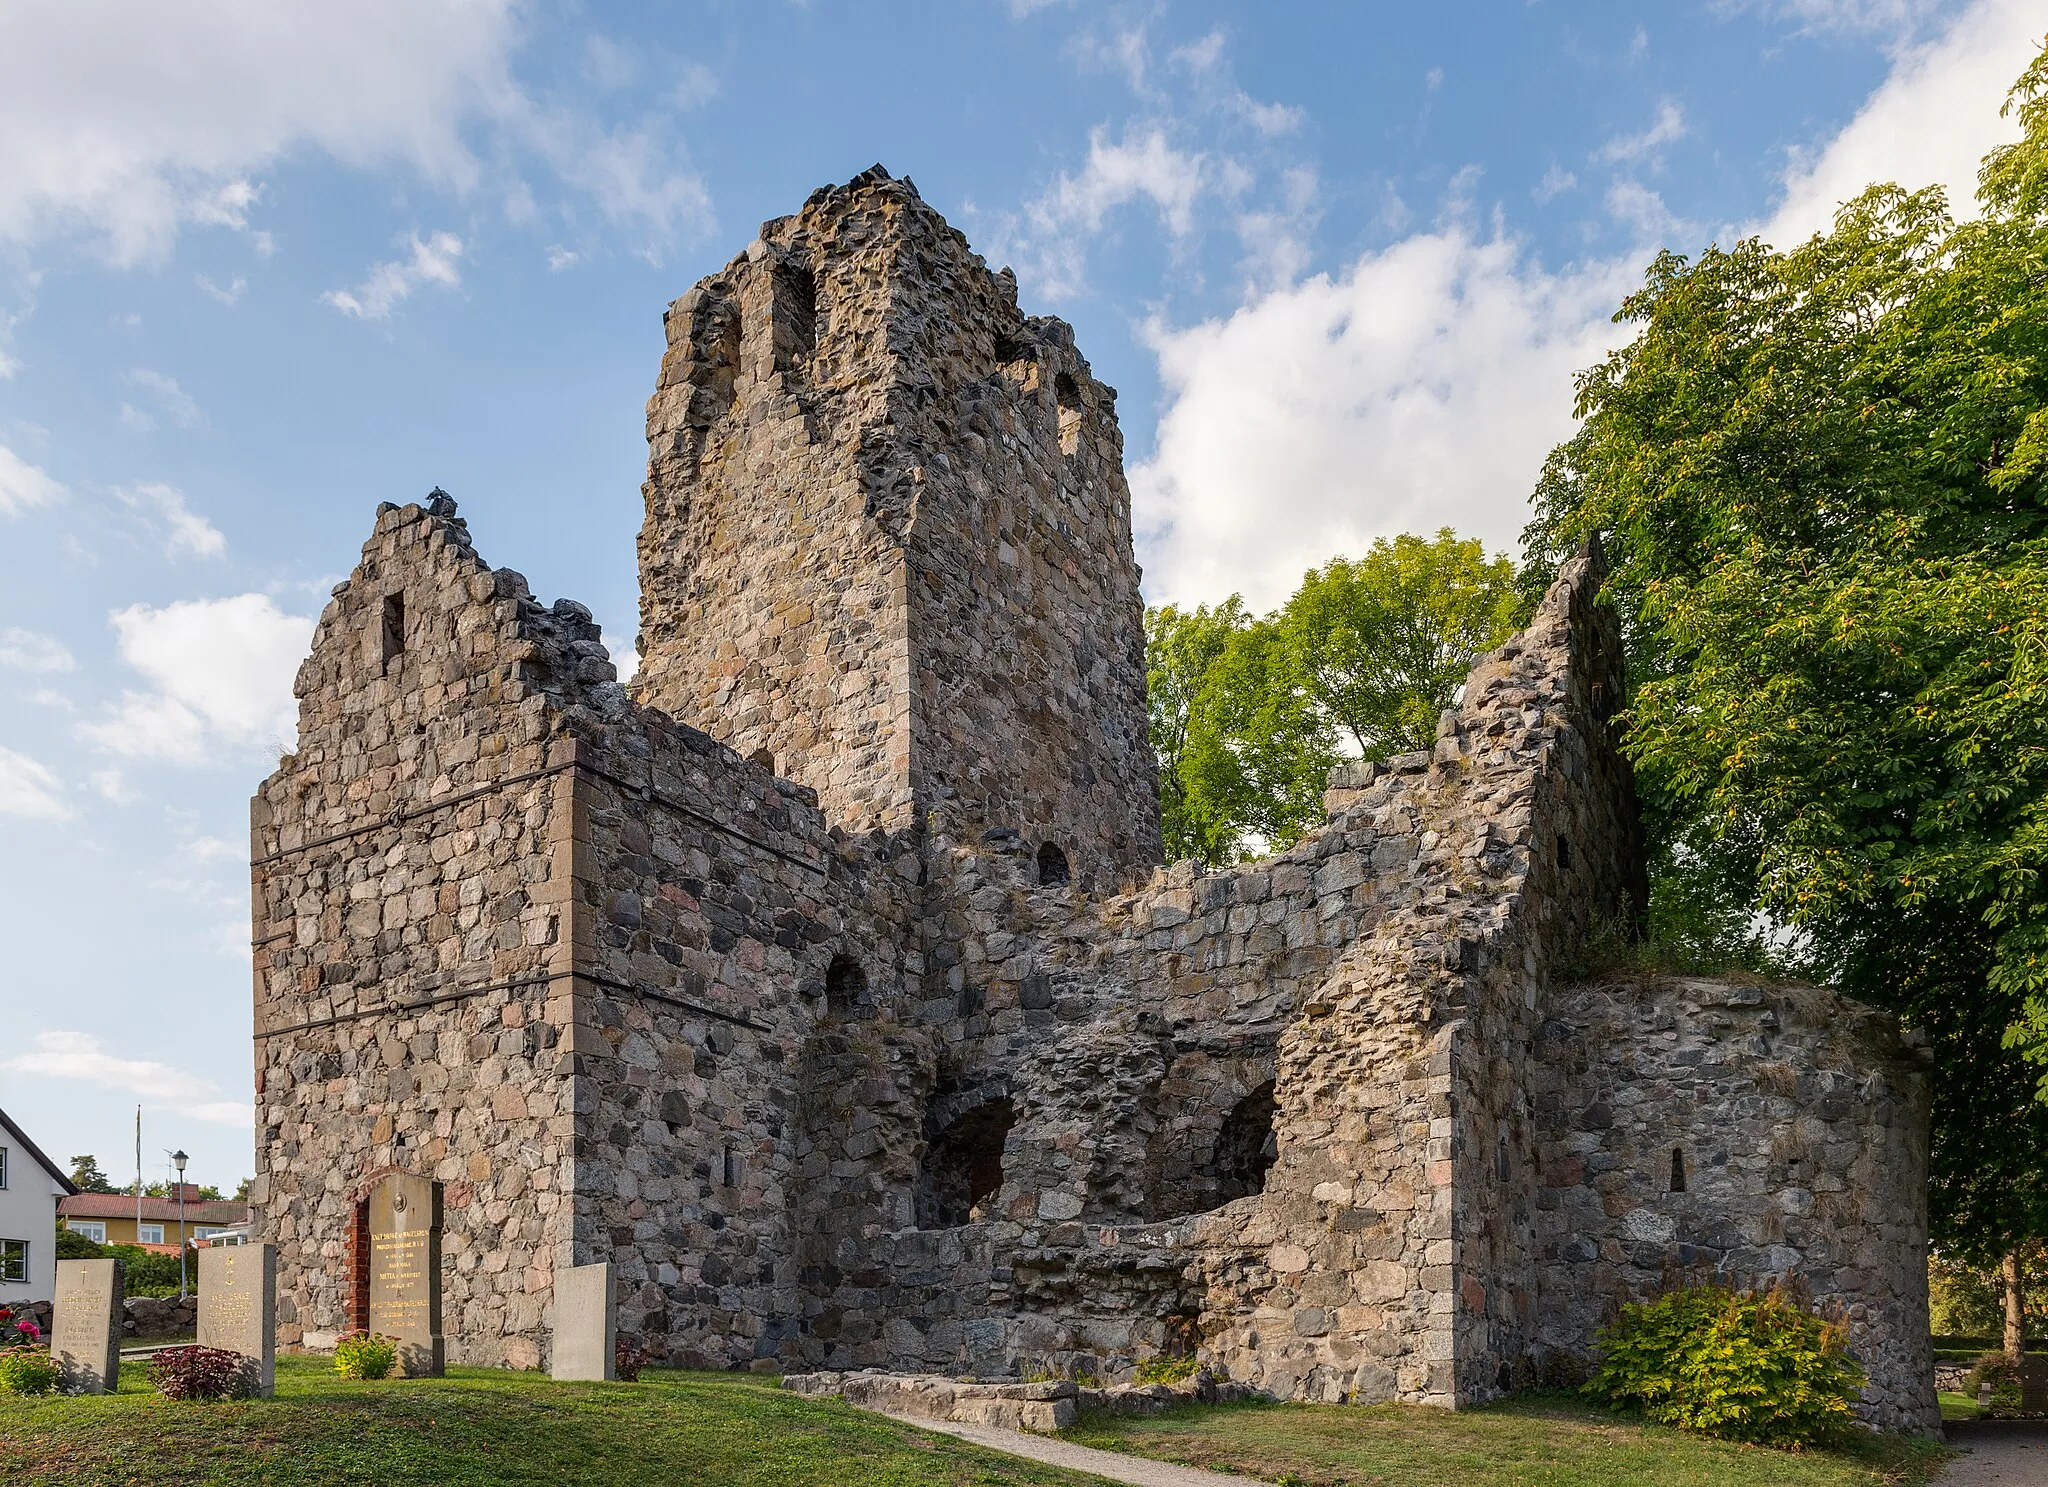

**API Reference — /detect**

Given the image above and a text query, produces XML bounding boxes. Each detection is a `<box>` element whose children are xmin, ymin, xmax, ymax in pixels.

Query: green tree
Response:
<box><xmin>1147</xmin><ymin>529</ymin><xmax>1519</xmax><ymax>866</ymax></box>
<box><xmin>67</xmin><ymin>1154</ymin><xmax>119</xmax><ymax>1194</ymax></box>
<box><xmin>1523</xmin><ymin>44</ymin><xmax>2048</xmax><ymax>1282</ymax></box>
<box><xmin>1279</xmin><ymin>530</ymin><xmax>1521</xmax><ymax>760</ymax></box>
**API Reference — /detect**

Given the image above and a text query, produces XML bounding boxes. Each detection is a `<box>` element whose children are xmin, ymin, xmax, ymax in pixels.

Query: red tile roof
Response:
<box><xmin>59</xmin><ymin>1193</ymin><xmax>248</xmax><ymax>1225</ymax></box>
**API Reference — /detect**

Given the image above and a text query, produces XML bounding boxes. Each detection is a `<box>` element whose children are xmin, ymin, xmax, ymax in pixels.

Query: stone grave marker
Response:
<box><xmin>52</xmin><ymin>1257</ymin><xmax>123</xmax><ymax>1394</ymax></box>
<box><xmin>198</xmin><ymin>1244</ymin><xmax>277</xmax><ymax>1396</ymax></box>
<box><xmin>367</xmin><ymin>1173</ymin><xmax>444</xmax><ymax>1377</ymax></box>
<box><xmin>550</xmin><ymin>1261</ymin><xmax>616</xmax><ymax>1381</ymax></box>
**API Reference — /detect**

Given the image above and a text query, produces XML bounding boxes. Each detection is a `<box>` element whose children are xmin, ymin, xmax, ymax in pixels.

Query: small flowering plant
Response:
<box><xmin>0</xmin><ymin>1306</ymin><xmax>43</xmax><ymax>1347</ymax></box>
<box><xmin>150</xmin><ymin>1345</ymin><xmax>256</xmax><ymax>1402</ymax></box>
<box><xmin>615</xmin><ymin>1335</ymin><xmax>651</xmax><ymax>1382</ymax></box>
<box><xmin>334</xmin><ymin>1330</ymin><xmax>399</xmax><ymax>1380</ymax></box>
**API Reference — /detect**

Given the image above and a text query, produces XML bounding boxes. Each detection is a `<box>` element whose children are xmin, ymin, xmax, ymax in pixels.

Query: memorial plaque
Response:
<box><xmin>550</xmin><ymin>1261</ymin><xmax>616</xmax><ymax>1381</ymax></box>
<box><xmin>198</xmin><ymin>1244</ymin><xmax>277</xmax><ymax>1396</ymax></box>
<box><xmin>367</xmin><ymin>1173</ymin><xmax>444</xmax><ymax>1377</ymax></box>
<box><xmin>52</xmin><ymin>1257</ymin><xmax>123</xmax><ymax>1394</ymax></box>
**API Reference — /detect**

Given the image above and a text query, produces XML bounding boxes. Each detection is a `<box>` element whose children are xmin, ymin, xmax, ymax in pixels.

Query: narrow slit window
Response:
<box><xmin>1669</xmin><ymin>1147</ymin><xmax>1687</xmax><ymax>1193</ymax></box>
<box><xmin>723</xmin><ymin>1144</ymin><xmax>742</xmax><ymax>1189</ymax></box>
<box><xmin>380</xmin><ymin>592</ymin><xmax>406</xmax><ymax>673</ymax></box>
<box><xmin>1055</xmin><ymin>372</ymin><xmax>1084</xmax><ymax>455</ymax></box>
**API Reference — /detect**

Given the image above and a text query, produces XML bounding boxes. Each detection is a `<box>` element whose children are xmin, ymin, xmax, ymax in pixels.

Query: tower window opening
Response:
<box><xmin>773</xmin><ymin>261</ymin><xmax>818</xmax><ymax>369</ymax></box>
<box><xmin>1556</xmin><ymin>835</ymin><xmax>1573</xmax><ymax>870</ymax></box>
<box><xmin>1669</xmin><ymin>1147</ymin><xmax>1687</xmax><ymax>1194</ymax></box>
<box><xmin>379</xmin><ymin>593</ymin><xmax>405</xmax><ymax>673</ymax></box>
<box><xmin>1036</xmin><ymin>842</ymin><xmax>1070</xmax><ymax>887</ymax></box>
<box><xmin>1209</xmin><ymin>1082</ymin><xmax>1278</xmax><ymax>1203</ymax></box>
<box><xmin>723</xmin><ymin>1144</ymin><xmax>743</xmax><ymax>1189</ymax></box>
<box><xmin>825</xmin><ymin>953</ymin><xmax>867</xmax><ymax>1016</ymax></box>
<box><xmin>914</xmin><ymin>1098</ymin><xmax>1015</xmax><ymax>1229</ymax></box>
<box><xmin>1055</xmin><ymin>372</ymin><xmax>1084</xmax><ymax>455</ymax></box>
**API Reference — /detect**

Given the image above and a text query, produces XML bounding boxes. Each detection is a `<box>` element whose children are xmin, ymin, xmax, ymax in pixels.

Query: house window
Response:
<box><xmin>0</xmin><ymin>1240</ymin><xmax>25</xmax><ymax>1283</ymax></box>
<box><xmin>0</xmin><ymin>1145</ymin><xmax>8</xmax><ymax>1187</ymax></box>
<box><xmin>67</xmin><ymin>1220</ymin><xmax>107</xmax><ymax>1244</ymax></box>
<box><xmin>193</xmin><ymin>1226</ymin><xmax>227</xmax><ymax>1241</ymax></box>
<box><xmin>138</xmin><ymin>1223</ymin><xmax>165</xmax><ymax>1246</ymax></box>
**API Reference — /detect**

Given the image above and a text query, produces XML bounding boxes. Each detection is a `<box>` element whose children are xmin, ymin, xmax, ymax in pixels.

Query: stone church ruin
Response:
<box><xmin>247</xmin><ymin>166</ymin><xmax>1937</xmax><ymax>1430</ymax></box>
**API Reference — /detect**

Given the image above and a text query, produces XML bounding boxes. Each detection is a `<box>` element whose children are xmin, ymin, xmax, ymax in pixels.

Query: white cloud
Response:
<box><xmin>80</xmin><ymin>593</ymin><xmax>313</xmax><ymax>763</ymax></box>
<box><xmin>0</xmin><ymin>1</ymin><xmax>714</xmax><ymax>265</ymax></box>
<box><xmin>0</xmin><ymin>444</ymin><xmax>65</xmax><ymax>516</ymax></box>
<box><xmin>1595</xmin><ymin>100</ymin><xmax>1686</xmax><ymax>165</ymax></box>
<box><xmin>1533</xmin><ymin>164</ymin><xmax>1578</xmax><ymax>203</ymax></box>
<box><xmin>93</xmin><ymin>768</ymin><xmax>139</xmax><ymax>804</ymax></box>
<box><xmin>125</xmin><ymin>368</ymin><xmax>207</xmax><ymax>429</ymax></box>
<box><xmin>0</xmin><ymin>627</ymin><xmax>74</xmax><ymax>673</ymax></box>
<box><xmin>0</xmin><ymin>745</ymin><xmax>71</xmax><ymax>820</ymax></box>
<box><xmin>1009</xmin><ymin>128</ymin><xmax>1211</xmax><ymax>297</ymax></box>
<box><xmin>1132</xmin><ymin>225</ymin><xmax>1635</xmax><ymax>611</ymax></box>
<box><xmin>1762</xmin><ymin>0</ymin><xmax>2041</xmax><ymax>244</ymax></box>
<box><xmin>196</xmin><ymin>274</ymin><xmax>246</xmax><ymax>305</ymax></box>
<box><xmin>323</xmin><ymin>230</ymin><xmax>464</xmax><ymax>320</ymax></box>
<box><xmin>1606</xmin><ymin>180</ymin><xmax>1684</xmax><ymax>240</ymax></box>
<box><xmin>546</xmin><ymin>246</ymin><xmax>581</xmax><ymax>271</ymax></box>
<box><xmin>1724</xmin><ymin>0</ymin><xmax>1948</xmax><ymax>39</ymax></box>
<box><xmin>0</xmin><ymin>350</ymin><xmax>16</xmax><ymax>378</ymax></box>
<box><xmin>118</xmin><ymin>482</ymin><xmax>227</xmax><ymax>558</ymax></box>
<box><xmin>0</xmin><ymin>1030</ymin><xmax>251</xmax><ymax>1127</ymax></box>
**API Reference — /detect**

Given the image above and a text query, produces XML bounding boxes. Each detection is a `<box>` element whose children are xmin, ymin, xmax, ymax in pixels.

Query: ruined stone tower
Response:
<box><xmin>249</xmin><ymin>168</ymin><xmax>1937</xmax><ymax>1433</ymax></box>
<box><xmin>634</xmin><ymin>165</ymin><xmax>1160</xmax><ymax>885</ymax></box>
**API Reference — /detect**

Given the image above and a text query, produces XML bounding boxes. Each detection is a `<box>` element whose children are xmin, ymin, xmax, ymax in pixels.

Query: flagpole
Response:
<box><xmin>135</xmin><ymin>1106</ymin><xmax>142</xmax><ymax>1237</ymax></box>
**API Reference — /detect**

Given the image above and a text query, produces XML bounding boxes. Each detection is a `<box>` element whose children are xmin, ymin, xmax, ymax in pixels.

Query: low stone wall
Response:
<box><xmin>785</xmin><ymin>1371</ymin><xmax>1081</xmax><ymax>1432</ymax></box>
<box><xmin>5</xmin><ymin>1294</ymin><xmax>200</xmax><ymax>1338</ymax></box>
<box><xmin>784</xmin><ymin>1366</ymin><xmax>1262</xmax><ymax>1432</ymax></box>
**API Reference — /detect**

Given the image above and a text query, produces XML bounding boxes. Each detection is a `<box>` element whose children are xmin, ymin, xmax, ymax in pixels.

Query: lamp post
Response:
<box><xmin>171</xmin><ymin>1150</ymin><xmax>189</xmax><ymax>1299</ymax></box>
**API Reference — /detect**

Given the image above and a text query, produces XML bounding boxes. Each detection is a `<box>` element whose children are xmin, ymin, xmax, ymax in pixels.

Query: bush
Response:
<box><xmin>1133</xmin><ymin>1356</ymin><xmax>1201</xmax><ymax>1385</ymax></box>
<box><xmin>149</xmin><ymin>1345</ymin><xmax>253</xmax><ymax>1401</ymax></box>
<box><xmin>615</xmin><ymin>1336</ymin><xmax>650</xmax><ymax>1382</ymax></box>
<box><xmin>0</xmin><ymin>1345</ymin><xmax>59</xmax><ymax>1396</ymax></box>
<box><xmin>54</xmin><ymin>1227</ymin><xmax>109</xmax><ymax>1260</ymax></box>
<box><xmin>1583</xmin><ymin>1283</ymin><xmax>1865</xmax><ymax>1447</ymax></box>
<box><xmin>1967</xmin><ymin>1351</ymin><xmax>2026</xmax><ymax>1413</ymax></box>
<box><xmin>334</xmin><ymin>1330</ymin><xmax>398</xmax><ymax>1380</ymax></box>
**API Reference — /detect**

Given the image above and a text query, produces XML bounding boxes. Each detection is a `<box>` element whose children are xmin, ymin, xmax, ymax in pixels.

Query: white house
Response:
<box><xmin>0</xmin><ymin>1107</ymin><xmax>76</xmax><ymax>1304</ymax></box>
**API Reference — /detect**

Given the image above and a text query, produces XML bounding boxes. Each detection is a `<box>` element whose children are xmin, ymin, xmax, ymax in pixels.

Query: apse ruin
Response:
<box><xmin>246</xmin><ymin>166</ymin><xmax>1938</xmax><ymax>1430</ymax></box>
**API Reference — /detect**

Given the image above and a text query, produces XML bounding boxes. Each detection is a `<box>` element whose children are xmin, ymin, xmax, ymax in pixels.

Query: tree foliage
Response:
<box><xmin>1148</xmin><ymin>529</ymin><xmax>1520</xmax><ymax>866</ymax></box>
<box><xmin>1523</xmin><ymin>43</ymin><xmax>2048</xmax><ymax>1255</ymax></box>
<box><xmin>67</xmin><ymin>1154</ymin><xmax>118</xmax><ymax>1194</ymax></box>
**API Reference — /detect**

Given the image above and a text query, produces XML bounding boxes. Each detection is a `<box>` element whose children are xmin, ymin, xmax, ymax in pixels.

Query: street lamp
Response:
<box><xmin>170</xmin><ymin>1150</ymin><xmax>189</xmax><ymax>1299</ymax></box>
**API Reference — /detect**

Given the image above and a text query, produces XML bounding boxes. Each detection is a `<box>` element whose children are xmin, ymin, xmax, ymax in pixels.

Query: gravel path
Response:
<box><xmin>1941</xmin><ymin>1422</ymin><xmax>2048</xmax><ymax>1483</ymax></box>
<box><xmin>882</xmin><ymin>1412</ymin><xmax>1259</xmax><ymax>1486</ymax></box>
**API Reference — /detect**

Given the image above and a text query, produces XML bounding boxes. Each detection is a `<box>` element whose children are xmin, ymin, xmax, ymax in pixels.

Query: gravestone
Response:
<box><xmin>550</xmin><ymin>1261</ymin><xmax>616</xmax><ymax>1381</ymax></box>
<box><xmin>198</xmin><ymin>1244</ymin><xmax>277</xmax><ymax>1396</ymax></box>
<box><xmin>52</xmin><ymin>1258</ymin><xmax>123</xmax><ymax>1394</ymax></box>
<box><xmin>367</xmin><ymin>1173</ymin><xmax>444</xmax><ymax>1377</ymax></box>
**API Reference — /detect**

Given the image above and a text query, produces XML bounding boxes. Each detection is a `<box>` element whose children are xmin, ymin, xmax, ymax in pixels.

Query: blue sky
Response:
<box><xmin>0</xmin><ymin>0</ymin><xmax>2039</xmax><ymax>1191</ymax></box>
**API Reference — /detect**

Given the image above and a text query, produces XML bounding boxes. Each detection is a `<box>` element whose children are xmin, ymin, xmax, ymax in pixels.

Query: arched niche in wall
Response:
<box><xmin>912</xmin><ymin>1097</ymin><xmax>1016</xmax><ymax>1229</ymax></box>
<box><xmin>1035</xmin><ymin>841</ymin><xmax>1070</xmax><ymax>887</ymax></box>
<box><xmin>824</xmin><ymin>954</ymin><xmax>867</xmax><ymax>1017</ymax></box>
<box><xmin>1208</xmin><ymin>1081</ymin><xmax>1278</xmax><ymax>1203</ymax></box>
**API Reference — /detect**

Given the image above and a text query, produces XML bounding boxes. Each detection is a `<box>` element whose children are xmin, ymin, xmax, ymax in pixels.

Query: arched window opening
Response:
<box><xmin>772</xmin><ymin>261</ymin><xmax>817</xmax><ymax>370</ymax></box>
<box><xmin>379</xmin><ymin>592</ymin><xmax>405</xmax><ymax>674</ymax></box>
<box><xmin>1669</xmin><ymin>1147</ymin><xmax>1687</xmax><ymax>1194</ymax></box>
<box><xmin>1054</xmin><ymin>372</ymin><xmax>1084</xmax><ymax>455</ymax></box>
<box><xmin>1210</xmin><ymin>1082</ymin><xmax>1278</xmax><ymax>1203</ymax></box>
<box><xmin>1036</xmin><ymin>842</ymin><xmax>1070</xmax><ymax>887</ymax></box>
<box><xmin>914</xmin><ymin>1098</ymin><xmax>1015</xmax><ymax>1229</ymax></box>
<box><xmin>825</xmin><ymin>954</ymin><xmax>866</xmax><ymax>1017</ymax></box>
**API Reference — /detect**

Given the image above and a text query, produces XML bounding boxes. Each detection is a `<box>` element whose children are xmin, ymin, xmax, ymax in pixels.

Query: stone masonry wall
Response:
<box><xmin>1530</xmin><ymin>975</ymin><xmax>1938</xmax><ymax>1432</ymax></box>
<box><xmin>634</xmin><ymin>166</ymin><xmax>1159</xmax><ymax>888</ymax></box>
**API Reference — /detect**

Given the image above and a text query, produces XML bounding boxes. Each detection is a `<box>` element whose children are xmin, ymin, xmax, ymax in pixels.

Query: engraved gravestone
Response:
<box><xmin>550</xmin><ymin>1261</ymin><xmax>616</xmax><ymax>1381</ymax></box>
<box><xmin>198</xmin><ymin>1244</ymin><xmax>277</xmax><ymax>1396</ymax></box>
<box><xmin>52</xmin><ymin>1257</ymin><xmax>123</xmax><ymax>1394</ymax></box>
<box><xmin>367</xmin><ymin>1174</ymin><xmax>444</xmax><ymax>1377</ymax></box>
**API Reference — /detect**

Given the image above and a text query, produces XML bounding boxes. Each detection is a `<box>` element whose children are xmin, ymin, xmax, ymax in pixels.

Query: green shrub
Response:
<box><xmin>1583</xmin><ymin>1283</ymin><xmax>1865</xmax><ymax>1446</ymax></box>
<box><xmin>1133</xmin><ymin>1356</ymin><xmax>1201</xmax><ymax>1385</ymax></box>
<box><xmin>1967</xmin><ymin>1351</ymin><xmax>2025</xmax><ymax>1413</ymax></box>
<box><xmin>54</xmin><ymin>1227</ymin><xmax>109</xmax><ymax>1260</ymax></box>
<box><xmin>334</xmin><ymin>1330</ymin><xmax>398</xmax><ymax>1380</ymax></box>
<box><xmin>0</xmin><ymin>1345</ymin><xmax>60</xmax><ymax>1396</ymax></box>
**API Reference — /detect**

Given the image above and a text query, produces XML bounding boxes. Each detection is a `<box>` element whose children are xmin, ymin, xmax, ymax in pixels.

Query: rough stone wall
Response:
<box><xmin>253</xmin><ymin>171</ymin><xmax>1935</xmax><ymax>1434</ymax></box>
<box><xmin>250</xmin><ymin>500</ymin><xmax>592</xmax><ymax>1366</ymax></box>
<box><xmin>633</xmin><ymin>166</ymin><xmax>1159</xmax><ymax>887</ymax></box>
<box><xmin>1530</xmin><ymin>975</ymin><xmax>1938</xmax><ymax>1432</ymax></box>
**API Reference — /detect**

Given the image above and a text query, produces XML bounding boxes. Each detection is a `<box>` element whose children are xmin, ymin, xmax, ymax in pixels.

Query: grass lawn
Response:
<box><xmin>0</xmin><ymin>1355</ymin><xmax>1110</xmax><ymax>1487</ymax></box>
<box><xmin>1060</xmin><ymin>1395</ymin><xmax>1953</xmax><ymax>1487</ymax></box>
